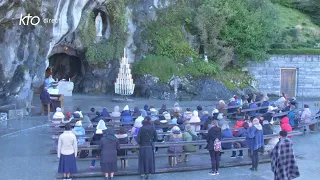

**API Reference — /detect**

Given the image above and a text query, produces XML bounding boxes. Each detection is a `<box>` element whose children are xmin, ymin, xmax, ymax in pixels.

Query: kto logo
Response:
<box><xmin>19</xmin><ymin>14</ymin><xmax>40</xmax><ymax>25</ymax></box>
<box><xmin>19</xmin><ymin>14</ymin><xmax>58</xmax><ymax>25</ymax></box>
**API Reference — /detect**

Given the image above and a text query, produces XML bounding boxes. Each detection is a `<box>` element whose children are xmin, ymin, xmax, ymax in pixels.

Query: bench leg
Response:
<box><xmin>41</xmin><ymin>104</ymin><xmax>45</xmax><ymax>115</ymax></box>
<box><xmin>184</xmin><ymin>155</ymin><xmax>189</xmax><ymax>162</ymax></box>
<box><xmin>121</xmin><ymin>159</ymin><xmax>125</xmax><ymax>169</ymax></box>
<box><xmin>47</xmin><ymin>104</ymin><xmax>50</xmax><ymax>116</ymax></box>
<box><xmin>168</xmin><ymin>156</ymin><xmax>175</xmax><ymax>167</ymax></box>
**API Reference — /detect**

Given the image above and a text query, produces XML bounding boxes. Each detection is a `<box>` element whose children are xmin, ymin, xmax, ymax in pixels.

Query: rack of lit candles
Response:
<box><xmin>114</xmin><ymin>49</ymin><xmax>135</xmax><ymax>95</ymax></box>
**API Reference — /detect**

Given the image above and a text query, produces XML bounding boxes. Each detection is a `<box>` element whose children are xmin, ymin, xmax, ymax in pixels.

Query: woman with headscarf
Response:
<box><xmin>246</xmin><ymin>118</ymin><xmax>264</xmax><ymax>171</ymax></box>
<box><xmin>121</xmin><ymin>105</ymin><xmax>133</xmax><ymax>124</ymax></box>
<box><xmin>137</xmin><ymin>116</ymin><xmax>157</xmax><ymax>179</ymax></box>
<box><xmin>100</xmin><ymin>128</ymin><xmax>120</xmax><ymax>179</ymax></box>
<box><xmin>52</xmin><ymin>107</ymin><xmax>65</xmax><ymax>126</ymax></box>
<box><xmin>111</xmin><ymin>106</ymin><xmax>121</xmax><ymax>118</ymax></box>
<box><xmin>132</xmin><ymin>107</ymin><xmax>141</xmax><ymax>118</ymax></box>
<box><xmin>206</xmin><ymin>120</ymin><xmax>222</xmax><ymax>176</ymax></box>
<box><xmin>189</xmin><ymin>110</ymin><xmax>201</xmax><ymax>132</ymax></box>
<box><xmin>90</xmin><ymin>120</ymin><xmax>107</xmax><ymax>169</ymax></box>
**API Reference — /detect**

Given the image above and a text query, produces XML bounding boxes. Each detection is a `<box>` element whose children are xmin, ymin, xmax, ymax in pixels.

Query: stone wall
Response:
<box><xmin>246</xmin><ymin>55</ymin><xmax>320</xmax><ymax>98</ymax></box>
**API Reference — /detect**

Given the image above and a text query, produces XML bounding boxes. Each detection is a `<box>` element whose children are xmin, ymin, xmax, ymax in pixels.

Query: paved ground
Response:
<box><xmin>1</xmin><ymin>94</ymin><xmax>320</xmax><ymax>180</ymax></box>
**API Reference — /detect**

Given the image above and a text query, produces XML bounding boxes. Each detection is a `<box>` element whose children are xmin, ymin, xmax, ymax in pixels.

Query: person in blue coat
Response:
<box><xmin>287</xmin><ymin>105</ymin><xmax>296</xmax><ymax>127</ymax></box>
<box><xmin>248</xmin><ymin>100</ymin><xmax>258</xmax><ymax>118</ymax></box>
<box><xmin>121</xmin><ymin>105</ymin><xmax>133</xmax><ymax>124</ymax></box>
<box><xmin>246</xmin><ymin>118</ymin><xmax>264</xmax><ymax>171</ymax></box>
<box><xmin>221</xmin><ymin>124</ymin><xmax>234</xmax><ymax>156</ymax></box>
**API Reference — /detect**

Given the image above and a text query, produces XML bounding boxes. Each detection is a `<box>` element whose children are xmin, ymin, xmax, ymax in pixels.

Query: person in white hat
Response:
<box><xmin>89</xmin><ymin>120</ymin><xmax>107</xmax><ymax>169</ymax></box>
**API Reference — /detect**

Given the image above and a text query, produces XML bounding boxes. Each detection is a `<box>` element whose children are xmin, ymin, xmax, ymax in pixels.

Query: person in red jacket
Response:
<box><xmin>233</xmin><ymin>118</ymin><xmax>244</xmax><ymax>136</ymax></box>
<box><xmin>281</xmin><ymin>116</ymin><xmax>292</xmax><ymax>138</ymax></box>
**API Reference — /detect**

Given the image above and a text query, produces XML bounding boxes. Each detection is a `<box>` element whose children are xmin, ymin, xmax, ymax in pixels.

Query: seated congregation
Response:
<box><xmin>54</xmin><ymin>93</ymin><xmax>311</xmax><ymax>179</ymax></box>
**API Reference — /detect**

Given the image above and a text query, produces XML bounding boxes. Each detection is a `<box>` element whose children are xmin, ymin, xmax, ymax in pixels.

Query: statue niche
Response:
<box><xmin>95</xmin><ymin>12</ymin><xmax>103</xmax><ymax>37</ymax></box>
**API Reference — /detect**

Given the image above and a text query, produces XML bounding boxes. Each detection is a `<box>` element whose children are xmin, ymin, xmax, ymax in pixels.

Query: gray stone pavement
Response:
<box><xmin>1</xmin><ymin>94</ymin><xmax>320</xmax><ymax>179</ymax></box>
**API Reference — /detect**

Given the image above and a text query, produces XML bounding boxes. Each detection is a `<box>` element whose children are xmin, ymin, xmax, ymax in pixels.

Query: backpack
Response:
<box><xmin>79</xmin><ymin>150</ymin><xmax>89</xmax><ymax>158</ymax></box>
<box><xmin>214</xmin><ymin>138</ymin><xmax>222</xmax><ymax>152</ymax></box>
<box><xmin>187</xmin><ymin>131</ymin><xmax>199</xmax><ymax>141</ymax></box>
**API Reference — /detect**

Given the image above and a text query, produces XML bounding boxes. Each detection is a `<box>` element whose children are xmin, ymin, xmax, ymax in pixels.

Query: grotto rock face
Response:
<box><xmin>0</xmin><ymin>0</ymin><xmax>257</xmax><ymax>106</ymax></box>
<box><xmin>0</xmin><ymin>0</ymin><xmax>105</xmax><ymax>106</ymax></box>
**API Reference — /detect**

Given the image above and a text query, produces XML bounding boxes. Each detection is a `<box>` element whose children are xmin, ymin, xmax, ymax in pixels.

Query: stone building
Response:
<box><xmin>246</xmin><ymin>55</ymin><xmax>320</xmax><ymax>98</ymax></box>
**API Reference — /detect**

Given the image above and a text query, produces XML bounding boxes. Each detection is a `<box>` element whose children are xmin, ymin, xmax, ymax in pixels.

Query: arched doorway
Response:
<box><xmin>49</xmin><ymin>53</ymin><xmax>82</xmax><ymax>80</ymax></box>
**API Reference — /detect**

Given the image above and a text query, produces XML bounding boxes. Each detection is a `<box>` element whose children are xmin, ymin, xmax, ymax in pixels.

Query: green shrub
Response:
<box><xmin>142</xmin><ymin>7</ymin><xmax>197</xmax><ymax>62</ymax></box>
<box><xmin>133</xmin><ymin>55</ymin><xmax>182</xmax><ymax>82</ymax></box>
<box><xmin>214</xmin><ymin>68</ymin><xmax>254</xmax><ymax>89</ymax></box>
<box><xmin>183</xmin><ymin>60</ymin><xmax>219</xmax><ymax>77</ymax></box>
<box><xmin>268</xmin><ymin>48</ymin><xmax>320</xmax><ymax>55</ymax></box>
<box><xmin>79</xmin><ymin>12</ymin><xmax>96</xmax><ymax>47</ymax></box>
<box><xmin>270</xmin><ymin>0</ymin><xmax>294</xmax><ymax>8</ymax></box>
<box><xmin>271</xmin><ymin>43</ymin><xmax>292</xmax><ymax>49</ymax></box>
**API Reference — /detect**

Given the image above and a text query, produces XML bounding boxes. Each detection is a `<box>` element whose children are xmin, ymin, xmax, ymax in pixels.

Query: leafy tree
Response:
<box><xmin>221</xmin><ymin>0</ymin><xmax>279</xmax><ymax>64</ymax></box>
<box><xmin>142</xmin><ymin>8</ymin><xmax>197</xmax><ymax>62</ymax></box>
<box><xmin>293</xmin><ymin>0</ymin><xmax>320</xmax><ymax>26</ymax></box>
<box><xmin>195</xmin><ymin>0</ymin><xmax>234</xmax><ymax>68</ymax></box>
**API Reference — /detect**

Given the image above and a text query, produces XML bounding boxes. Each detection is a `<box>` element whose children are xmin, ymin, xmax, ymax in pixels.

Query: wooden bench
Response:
<box><xmin>54</xmin><ymin>131</ymin><xmax>301</xmax><ymax>179</ymax></box>
<box><xmin>51</xmin><ymin>131</ymin><xmax>301</xmax><ymax>154</ymax></box>
<box><xmin>298</xmin><ymin>114</ymin><xmax>320</xmax><ymax>135</ymax></box>
<box><xmin>51</xmin><ymin>130</ymin><xmax>215</xmax><ymax>140</ymax></box>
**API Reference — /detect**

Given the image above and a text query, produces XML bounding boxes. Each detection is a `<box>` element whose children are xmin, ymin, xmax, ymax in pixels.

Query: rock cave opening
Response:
<box><xmin>49</xmin><ymin>53</ymin><xmax>83</xmax><ymax>92</ymax></box>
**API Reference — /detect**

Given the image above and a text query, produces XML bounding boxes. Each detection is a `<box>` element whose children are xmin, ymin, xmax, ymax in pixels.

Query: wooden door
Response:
<box><xmin>281</xmin><ymin>69</ymin><xmax>296</xmax><ymax>98</ymax></box>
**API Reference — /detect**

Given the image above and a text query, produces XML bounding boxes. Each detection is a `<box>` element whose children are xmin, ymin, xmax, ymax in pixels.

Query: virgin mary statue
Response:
<box><xmin>95</xmin><ymin>13</ymin><xmax>103</xmax><ymax>37</ymax></box>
